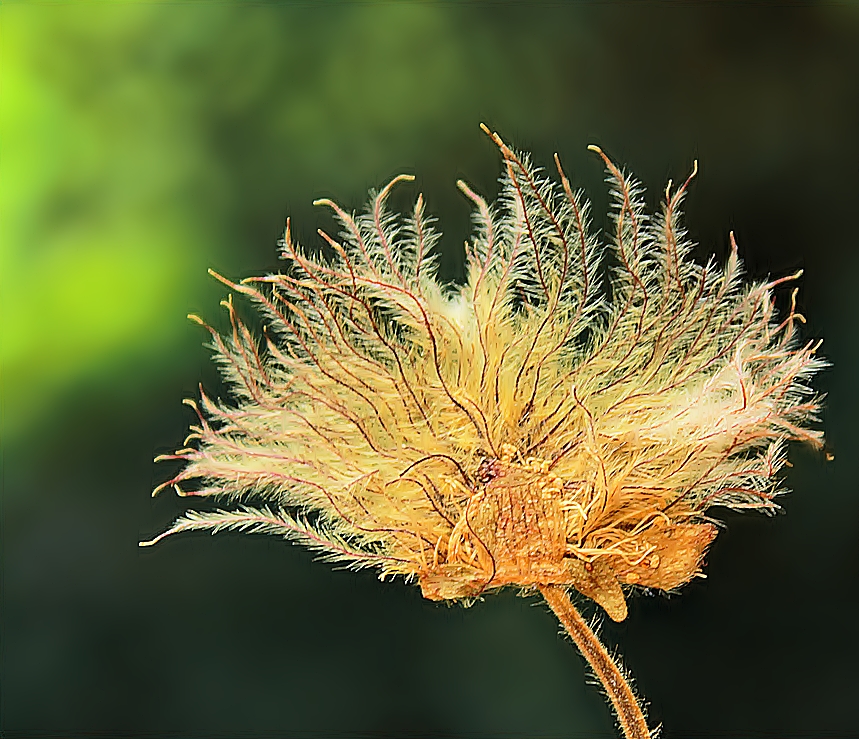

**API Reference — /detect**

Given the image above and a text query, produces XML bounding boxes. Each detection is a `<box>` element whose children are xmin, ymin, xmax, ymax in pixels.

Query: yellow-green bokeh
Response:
<box><xmin>2</xmin><ymin>6</ymin><xmax>210</xmax><ymax>437</ymax></box>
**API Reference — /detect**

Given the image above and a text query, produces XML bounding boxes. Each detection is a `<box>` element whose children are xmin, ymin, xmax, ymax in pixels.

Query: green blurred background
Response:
<box><xmin>2</xmin><ymin>2</ymin><xmax>857</xmax><ymax>737</ymax></box>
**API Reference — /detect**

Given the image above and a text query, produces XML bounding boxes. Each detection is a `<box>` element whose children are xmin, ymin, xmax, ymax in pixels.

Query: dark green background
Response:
<box><xmin>2</xmin><ymin>2</ymin><xmax>857</xmax><ymax>737</ymax></box>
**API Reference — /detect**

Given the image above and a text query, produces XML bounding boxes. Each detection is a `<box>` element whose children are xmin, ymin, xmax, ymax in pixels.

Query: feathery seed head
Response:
<box><xmin>144</xmin><ymin>129</ymin><xmax>824</xmax><ymax>622</ymax></box>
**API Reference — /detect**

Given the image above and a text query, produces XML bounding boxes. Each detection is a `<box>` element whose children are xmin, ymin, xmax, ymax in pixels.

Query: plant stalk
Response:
<box><xmin>539</xmin><ymin>584</ymin><xmax>650</xmax><ymax>739</ymax></box>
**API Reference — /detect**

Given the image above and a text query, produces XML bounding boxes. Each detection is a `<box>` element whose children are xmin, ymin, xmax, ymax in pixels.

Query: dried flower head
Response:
<box><xmin>144</xmin><ymin>129</ymin><xmax>823</xmax><ymax>627</ymax></box>
<box><xmin>143</xmin><ymin>128</ymin><xmax>825</xmax><ymax>738</ymax></box>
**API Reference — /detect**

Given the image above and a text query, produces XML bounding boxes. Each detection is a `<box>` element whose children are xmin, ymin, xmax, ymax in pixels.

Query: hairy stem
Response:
<box><xmin>539</xmin><ymin>584</ymin><xmax>650</xmax><ymax>739</ymax></box>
